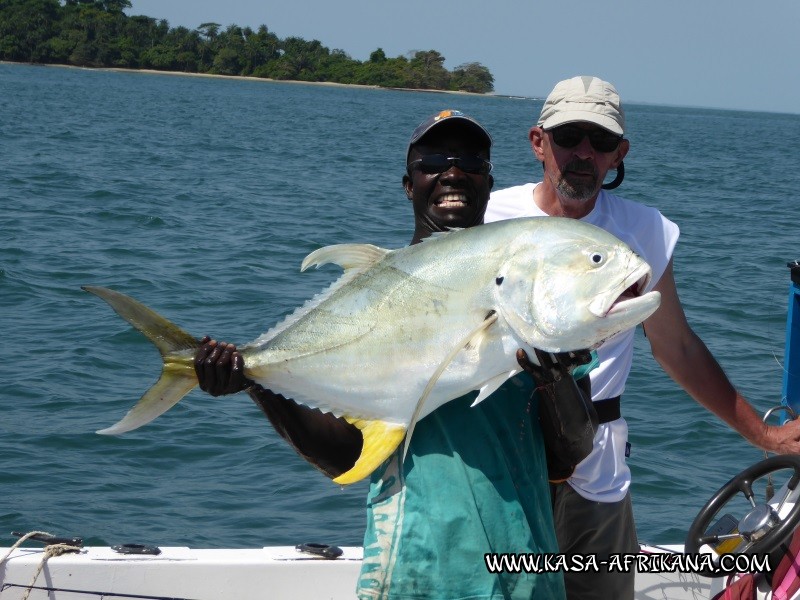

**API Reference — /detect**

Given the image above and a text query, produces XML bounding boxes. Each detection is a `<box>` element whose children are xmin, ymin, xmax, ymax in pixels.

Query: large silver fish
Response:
<box><xmin>85</xmin><ymin>217</ymin><xmax>660</xmax><ymax>484</ymax></box>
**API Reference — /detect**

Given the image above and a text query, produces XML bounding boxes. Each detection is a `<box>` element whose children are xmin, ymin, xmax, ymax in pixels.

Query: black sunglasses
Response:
<box><xmin>407</xmin><ymin>154</ymin><xmax>493</xmax><ymax>176</ymax></box>
<box><xmin>549</xmin><ymin>125</ymin><xmax>623</xmax><ymax>153</ymax></box>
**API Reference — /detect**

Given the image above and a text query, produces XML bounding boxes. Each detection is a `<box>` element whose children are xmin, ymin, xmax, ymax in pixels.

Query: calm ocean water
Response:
<box><xmin>2</xmin><ymin>62</ymin><xmax>800</xmax><ymax>551</ymax></box>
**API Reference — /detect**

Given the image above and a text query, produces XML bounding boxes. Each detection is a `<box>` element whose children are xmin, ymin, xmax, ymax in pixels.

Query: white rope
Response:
<box><xmin>0</xmin><ymin>531</ymin><xmax>82</xmax><ymax>600</ymax></box>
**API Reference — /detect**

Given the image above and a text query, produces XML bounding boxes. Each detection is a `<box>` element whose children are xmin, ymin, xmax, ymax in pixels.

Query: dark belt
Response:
<box><xmin>595</xmin><ymin>396</ymin><xmax>621</xmax><ymax>424</ymax></box>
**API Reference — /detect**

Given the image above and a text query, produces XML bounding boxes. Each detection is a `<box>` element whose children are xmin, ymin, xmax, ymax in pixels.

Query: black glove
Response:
<box><xmin>518</xmin><ymin>349</ymin><xmax>598</xmax><ymax>482</ymax></box>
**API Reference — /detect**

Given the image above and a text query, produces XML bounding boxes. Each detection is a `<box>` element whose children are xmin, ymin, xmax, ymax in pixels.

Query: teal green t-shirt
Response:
<box><xmin>357</xmin><ymin>364</ymin><xmax>593</xmax><ymax>600</ymax></box>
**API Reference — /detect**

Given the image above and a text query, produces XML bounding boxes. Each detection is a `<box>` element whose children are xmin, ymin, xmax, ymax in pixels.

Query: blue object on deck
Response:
<box><xmin>781</xmin><ymin>261</ymin><xmax>800</xmax><ymax>419</ymax></box>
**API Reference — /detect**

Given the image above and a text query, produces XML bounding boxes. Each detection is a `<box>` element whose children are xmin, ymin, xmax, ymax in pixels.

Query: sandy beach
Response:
<box><xmin>6</xmin><ymin>61</ymin><xmax>510</xmax><ymax>97</ymax></box>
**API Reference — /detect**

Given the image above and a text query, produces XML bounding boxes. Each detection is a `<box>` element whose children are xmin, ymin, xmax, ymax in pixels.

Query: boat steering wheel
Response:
<box><xmin>685</xmin><ymin>455</ymin><xmax>800</xmax><ymax>575</ymax></box>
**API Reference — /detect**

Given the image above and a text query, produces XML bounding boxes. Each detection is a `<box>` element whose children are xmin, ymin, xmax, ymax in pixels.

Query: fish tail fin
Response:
<box><xmin>332</xmin><ymin>419</ymin><xmax>407</xmax><ymax>485</ymax></box>
<box><xmin>83</xmin><ymin>286</ymin><xmax>199</xmax><ymax>435</ymax></box>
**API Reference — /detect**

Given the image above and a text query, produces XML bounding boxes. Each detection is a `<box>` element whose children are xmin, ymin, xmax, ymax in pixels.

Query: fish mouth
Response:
<box><xmin>589</xmin><ymin>263</ymin><xmax>654</xmax><ymax>318</ymax></box>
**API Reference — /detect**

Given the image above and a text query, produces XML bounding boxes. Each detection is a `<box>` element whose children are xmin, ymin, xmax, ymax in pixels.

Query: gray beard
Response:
<box><xmin>556</xmin><ymin>175</ymin><xmax>599</xmax><ymax>203</ymax></box>
<box><xmin>555</xmin><ymin>160</ymin><xmax>600</xmax><ymax>202</ymax></box>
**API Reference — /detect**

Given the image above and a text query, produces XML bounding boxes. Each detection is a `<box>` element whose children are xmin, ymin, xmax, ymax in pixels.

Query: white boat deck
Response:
<box><xmin>0</xmin><ymin>543</ymin><xmax>725</xmax><ymax>600</ymax></box>
<box><xmin>1</xmin><ymin>545</ymin><xmax>363</xmax><ymax>600</ymax></box>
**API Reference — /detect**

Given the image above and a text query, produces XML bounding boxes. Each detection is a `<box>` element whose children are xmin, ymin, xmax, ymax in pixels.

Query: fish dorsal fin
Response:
<box><xmin>301</xmin><ymin>243</ymin><xmax>389</xmax><ymax>273</ymax></box>
<box><xmin>247</xmin><ymin>244</ymin><xmax>391</xmax><ymax>349</ymax></box>
<box><xmin>401</xmin><ymin>310</ymin><xmax>499</xmax><ymax>461</ymax></box>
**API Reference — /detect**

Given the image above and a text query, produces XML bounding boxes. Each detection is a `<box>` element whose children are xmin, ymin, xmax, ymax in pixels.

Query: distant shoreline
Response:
<box><xmin>5</xmin><ymin>61</ymin><xmax>536</xmax><ymax>100</ymax></box>
<box><xmin>5</xmin><ymin>61</ymin><xmax>534</xmax><ymax>99</ymax></box>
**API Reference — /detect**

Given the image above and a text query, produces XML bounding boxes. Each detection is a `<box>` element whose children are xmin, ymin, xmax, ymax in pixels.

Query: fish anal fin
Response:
<box><xmin>332</xmin><ymin>418</ymin><xmax>406</xmax><ymax>485</ymax></box>
<box><xmin>300</xmin><ymin>244</ymin><xmax>389</xmax><ymax>273</ymax></box>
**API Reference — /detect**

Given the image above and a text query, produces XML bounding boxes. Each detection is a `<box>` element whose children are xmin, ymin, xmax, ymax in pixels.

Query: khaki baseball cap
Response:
<box><xmin>538</xmin><ymin>76</ymin><xmax>625</xmax><ymax>135</ymax></box>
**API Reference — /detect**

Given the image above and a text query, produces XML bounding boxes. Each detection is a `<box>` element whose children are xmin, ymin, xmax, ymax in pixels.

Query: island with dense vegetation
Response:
<box><xmin>0</xmin><ymin>0</ymin><xmax>496</xmax><ymax>93</ymax></box>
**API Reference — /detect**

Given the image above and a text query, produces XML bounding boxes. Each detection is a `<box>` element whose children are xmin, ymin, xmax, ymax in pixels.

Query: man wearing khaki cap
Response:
<box><xmin>486</xmin><ymin>75</ymin><xmax>800</xmax><ymax>599</ymax></box>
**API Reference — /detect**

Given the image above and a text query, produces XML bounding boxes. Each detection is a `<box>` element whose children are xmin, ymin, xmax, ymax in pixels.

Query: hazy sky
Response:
<box><xmin>128</xmin><ymin>0</ymin><xmax>799</xmax><ymax>115</ymax></box>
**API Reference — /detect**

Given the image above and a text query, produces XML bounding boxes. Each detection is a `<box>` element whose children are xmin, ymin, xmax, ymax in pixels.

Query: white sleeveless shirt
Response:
<box><xmin>485</xmin><ymin>183</ymin><xmax>680</xmax><ymax>502</ymax></box>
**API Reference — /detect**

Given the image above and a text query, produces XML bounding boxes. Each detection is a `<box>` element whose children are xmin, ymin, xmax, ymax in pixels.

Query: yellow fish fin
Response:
<box><xmin>83</xmin><ymin>286</ymin><xmax>199</xmax><ymax>434</ymax></box>
<box><xmin>96</xmin><ymin>361</ymin><xmax>197</xmax><ymax>435</ymax></box>
<box><xmin>82</xmin><ymin>286</ymin><xmax>198</xmax><ymax>356</ymax></box>
<box><xmin>332</xmin><ymin>418</ymin><xmax>407</xmax><ymax>485</ymax></box>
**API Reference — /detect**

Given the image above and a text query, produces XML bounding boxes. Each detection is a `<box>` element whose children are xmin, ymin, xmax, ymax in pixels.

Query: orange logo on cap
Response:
<box><xmin>434</xmin><ymin>109</ymin><xmax>463</xmax><ymax>122</ymax></box>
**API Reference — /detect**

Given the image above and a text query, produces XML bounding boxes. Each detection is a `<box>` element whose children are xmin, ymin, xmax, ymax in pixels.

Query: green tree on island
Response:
<box><xmin>0</xmin><ymin>0</ymin><xmax>495</xmax><ymax>93</ymax></box>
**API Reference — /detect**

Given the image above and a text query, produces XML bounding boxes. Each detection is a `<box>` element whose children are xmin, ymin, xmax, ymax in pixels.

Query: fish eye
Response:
<box><xmin>588</xmin><ymin>252</ymin><xmax>605</xmax><ymax>266</ymax></box>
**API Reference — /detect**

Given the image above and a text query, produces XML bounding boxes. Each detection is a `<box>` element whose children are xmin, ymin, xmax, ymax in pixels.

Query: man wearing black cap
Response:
<box><xmin>194</xmin><ymin>109</ymin><xmax>597</xmax><ymax>599</ymax></box>
<box><xmin>405</xmin><ymin>110</ymin><xmax>492</xmax><ymax>243</ymax></box>
<box><xmin>486</xmin><ymin>75</ymin><xmax>800</xmax><ymax>599</ymax></box>
<box><xmin>357</xmin><ymin>110</ymin><xmax>598</xmax><ymax>599</ymax></box>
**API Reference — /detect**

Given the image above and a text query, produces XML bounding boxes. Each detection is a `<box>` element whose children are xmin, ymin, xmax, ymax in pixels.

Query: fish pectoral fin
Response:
<box><xmin>402</xmin><ymin>311</ymin><xmax>500</xmax><ymax>461</ymax></box>
<box><xmin>471</xmin><ymin>370</ymin><xmax>520</xmax><ymax>407</ymax></box>
<box><xmin>96</xmin><ymin>362</ymin><xmax>197</xmax><ymax>435</ymax></box>
<box><xmin>464</xmin><ymin>316</ymin><xmax>494</xmax><ymax>352</ymax></box>
<box><xmin>300</xmin><ymin>243</ymin><xmax>389</xmax><ymax>273</ymax></box>
<box><xmin>332</xmin><ymin>418</ymin><xmax>406</xmax><ymax>485</ymax></box>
